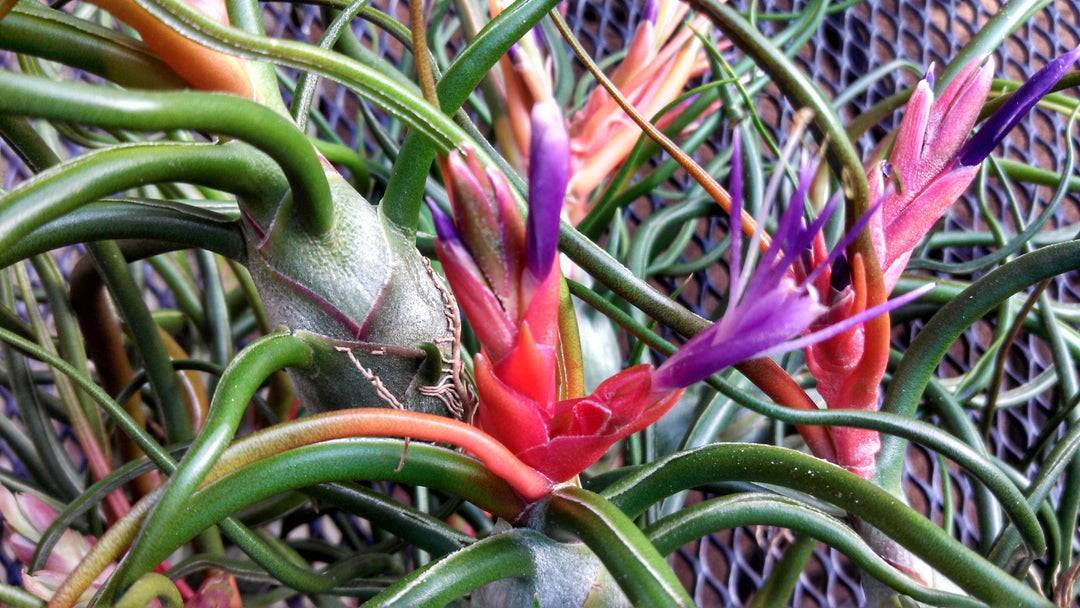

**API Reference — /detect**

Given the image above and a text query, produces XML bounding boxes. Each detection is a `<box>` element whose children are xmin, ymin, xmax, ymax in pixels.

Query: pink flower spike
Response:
<box><xmin>433</xmin><ymin>224</ymin><xmax>516</xmax><ymax>357</ymax></box>
<box><xmin>871</xmin><ymin>57</ymin><xmax>994</xmax><ymax>289</ymax></box>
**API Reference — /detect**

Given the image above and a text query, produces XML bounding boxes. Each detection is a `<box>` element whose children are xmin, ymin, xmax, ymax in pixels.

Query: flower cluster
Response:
<box><xmin>433</xmin><ymin>111</ymin><xmax>918</xmax><ymax>482</ymax></box>
<box><xmin>564</xmin><ymin>0</ymin><xmax>716</xmax><ymax>222</ymax></box>
<box><xmin>0</xmin><ymin>485</ymin><xmax>116</xmax><ymax>606</ymax></box>
<box><xmin>432</xmin><ymin>101</ymin><xmax>686</xmax><ymax>482</ymax></box>
<box><xmin>799</xmin><ymin>49</ymin><xmax>1080</xmax><ymax>477</ymax></box>
<box><xmin>490</xmin><ymin>0</ymin><xmax>715</xmax><ymax>223</ymax></box>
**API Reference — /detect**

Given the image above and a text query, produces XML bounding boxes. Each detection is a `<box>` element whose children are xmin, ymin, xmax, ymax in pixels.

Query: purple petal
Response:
<box><xmin>729</xmin><ymin>131</ymin><xmax>744</xmax><ymax>294</ymax></box>
<box><xmin>653</xmin><ymin>282</ymin><xmax>825</xmax><ymax>391</ymax></box>
<box><xmin>757</xmin><ymin>282</ymin><xmax>936</xmax><ymax>358</ymax></box>
<box><xmin>526</xmin><ymin>98</ymin><xmax>569</xmax><ymax>280</ymax></box>
<box><xmin>924</xmin><ymin>62</ymin><xmax>936</xmax><ymax>90</ymax></box>
<box><xmin>426</xmin><ymin>198</ymin><xmax>460</xmax><ymax>244</ymax></box>
<box><xmin>642</xmin><ymin>0</ymin><xmax>659</xmax><ymax>26</ymax></box>
<box><xmin>957</xmin><ymin>45</ymin><xmax>1080</xmax><ymax>166</ymax></box>
<box><xmin>745</xmin><ymin>156</ymin><xmax>827</xmax><ymax>303</ymax></box>
<box><xmin>756</xmin><ymin>155</ymin><xmax>818</xmax><ymax>278</ymax></box>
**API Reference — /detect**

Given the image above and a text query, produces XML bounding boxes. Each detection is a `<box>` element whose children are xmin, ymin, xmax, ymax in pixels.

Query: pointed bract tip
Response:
<box><xmin>957</xmin><ymin>45</ymin><xmax>1080</xmax><ymax>167</ymax></box>
<box><xmin>526</xmin><ymin>98</ymin><xmax>570</xmax><ymax>280</ymax></box>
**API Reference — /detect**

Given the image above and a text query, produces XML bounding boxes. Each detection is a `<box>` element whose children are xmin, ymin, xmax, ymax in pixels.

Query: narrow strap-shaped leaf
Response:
<box><xmin>0</xmin><ymin>2</ymin><xmax>185</xmax><ymax>89</ymax></box>
<box><xmin>546</xmin><ymin>485</ymin><xmax>695</xmax><ymax>607</ymax></box>
<box><xmin>0</xmin><ymin>73</ymin><xmax>332</xmax><ymax>237</ymax></box>
<box><xmin>0</xmin><ymin>582</ymin><xmax>45</xmax><ymax>608</ymax></box>
<box><xmin>104</xmin><ymin>439</ymin><xmax>531</xmax><ymax>597</ymax></box>
<box><xmin>31</xmin><ymin>450</ymin><xmax>186</xmax><ymax>572</ymax></box>
<box><xmin>0</xmin><ymin>142</ymin><xmax>284</xmax><ymax>258</ymax></box>
<box><xmin>646</xmin><ymin>494</ymin><xmax>984</xmax><ymax>608</ymax></box>
<box><xmin>1</xmin><ymin>199</ymin><xmax>245</xmax><ymax>269</ymax></box>
<box><xmin>124</xmin><ymin>0</ymin><xmax>462</xmax><ymax>152</ymax></box>
<box><xmin>113</xmin><ymin>332</ymin><xmax>314</xmax><ymax>592</ymax></box>
<box><xmin>0</xmin><ymin>283</ymin><xmax>83</xmax><ymax>499</ymax></box>
<box><xmin>748</xmin><ymin>532</ymin><xmax>818</xmax><ymax>608</ymax></box>
<box><xmin>0</xmin><ymin>327</ymin><xmax>175</xmax><ymax>470</ymax></box>
<box><xmin>363</xmin><ymin>530</ymin><xmax>539</xmax><ymax>606</ymax></box>
<box><xmin>86</xmin><ymin>240</ymin><xmax>194</xmax><ymax>442</ymax></box>
<box><xmin>305</xmin><ymin>482</ymin><xmax>473</xmax><ymax>558</ymax></box>
<box><xmin>113</xmin><ymin>573</ymin><xmax>183</xmax><ymax>608</ymax></box>
<box><xmin>602</xmin><ymin>444</ymin><xmax>1051</xmax><ymax>608</ymax></box>
<box><xmin>879</xmin><ymin>241</ymin><xmax>1080</xmax><ymax>479</ymax></box>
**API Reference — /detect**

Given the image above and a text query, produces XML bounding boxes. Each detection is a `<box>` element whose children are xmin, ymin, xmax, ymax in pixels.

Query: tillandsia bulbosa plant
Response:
<box><xmin>1</xmin><ymin>0</ymin><xmax>1080</xmax><ymax>604</ymax></box>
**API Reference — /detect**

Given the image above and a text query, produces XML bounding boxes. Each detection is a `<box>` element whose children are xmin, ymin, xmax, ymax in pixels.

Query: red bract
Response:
<box><xmin>477</xmin><ymin>362</ymin><xmax>683</xmax><ymax>483</ymax></box>
<box><xmin>434</xmin><ymin>103</ymin><xmax>692</xmax><ymax>483</ymax></box>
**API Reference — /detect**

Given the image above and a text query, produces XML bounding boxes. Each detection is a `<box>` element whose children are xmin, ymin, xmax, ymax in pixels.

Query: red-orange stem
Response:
<box><xmin>213</xmin><ymin>409</ymin><xmax>554</xmax><ymax>503</ymax></box>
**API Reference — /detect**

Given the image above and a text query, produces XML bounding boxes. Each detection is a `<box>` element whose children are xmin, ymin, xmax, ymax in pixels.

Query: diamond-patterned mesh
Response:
<box><xmin>2</xmin><ymin>1</ymin><xmax>1079</xmax><ymax>606</ymax></box>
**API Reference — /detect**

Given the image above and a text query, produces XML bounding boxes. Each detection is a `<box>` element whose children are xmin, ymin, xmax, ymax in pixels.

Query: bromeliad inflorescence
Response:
<box><xmin>432</xmin><ymin>106</ymin><xmax>924</xmax><ymax>483</ymax></box>
<box><xmin>798</xmin><ymin>49</ymin><xmax>1080</xmax><ymax>478</ymax></box>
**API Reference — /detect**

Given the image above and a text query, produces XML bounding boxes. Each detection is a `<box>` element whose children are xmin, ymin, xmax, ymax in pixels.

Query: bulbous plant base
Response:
<box><xmin>242</xmin><ymin>172</ymin><xmax>462</xmax><ymax>416</ymax></box>
<box><xmin>471</xmin><ymin>521</ymin><xmax>630</xmax><ymax>608</ymax></box>
<box><xmin>289</xmin><ymin>330</ymin><xmax>456</xmax><ymax>417</ymax></box>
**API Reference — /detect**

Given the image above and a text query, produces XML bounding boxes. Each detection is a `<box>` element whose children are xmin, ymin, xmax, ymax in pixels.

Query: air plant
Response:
<box><xmin>0</xmin><ymin>0</ymin><xmax>1079</xmax><ymax>606</ymax></box>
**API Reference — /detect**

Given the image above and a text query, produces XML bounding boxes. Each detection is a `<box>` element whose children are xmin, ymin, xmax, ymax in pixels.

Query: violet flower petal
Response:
<box><xmin>642</xmin><ymin>0</ymin><xmax>659</xmax><ymax>26</ymax></box>
<box><xmin>758</xmin><ymin>282</ymin><xmax>936</xmax><ymax>358</ymax></box>
<box><xmin>427</xmin><ymin>198</ymin><xmax>459</xmax><ymax>244</ymax></box>
<box><xmin>729</xmin><ymin>131</ymin><xmax>744</xmax><ymax>294</ymax></box>
<box><xmin>957</xmin><ymin>45</ymin><xmax>1080</xmax><ymax>166</ymax></box>
<box><xmin>526</xmin><ymin>98</ymin><xmax>570</xmax><ymax>280</ymax></box>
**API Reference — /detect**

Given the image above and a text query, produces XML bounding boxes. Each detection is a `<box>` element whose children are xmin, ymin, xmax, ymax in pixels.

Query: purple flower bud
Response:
<box><xmin>526</xmin><ymin>98</ymin><xmax>569</xmax><ymax>280</ymax></box>
<box><xmin>426</xmin><ymin>198</ymin><xmax>460</xmax><ymax>244</ymax></box>
<box><xmin>642</xmin><ymin>0</ymin><xmax>659</xmax><ymax>26</ymax></box>
<box><xmin>924</xmin><ymin>62</ymin><xmax>936</xmax><ymax>91</ymax></box>
<box><xmin>957</xmin><ymin>45</ymin><xmax>1080</xmax><ymax>166</ymax></box>
<box><xmin>829</xmin><ymin>253</ymin><xmax>851</xmax><ymax>292</ymax></box>
<box><xmin>507</xmin><ymin>42</ymin><xmax>523</xmax><ymax>64</ymax></box>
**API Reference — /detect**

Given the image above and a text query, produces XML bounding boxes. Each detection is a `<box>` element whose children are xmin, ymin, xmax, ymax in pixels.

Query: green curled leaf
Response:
<box><xmin>646</xmin><ymin>493</ymin><xmax>984</xmax><ymax>608</ymax></box>
<box><xmin>602</xmin><ymin>443</ymin><xmax>1051</xmax><ymax>608</ymax></box>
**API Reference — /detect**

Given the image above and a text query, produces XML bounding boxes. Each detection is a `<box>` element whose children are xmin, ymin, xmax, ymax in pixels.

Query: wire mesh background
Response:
<box><xmin>3</xmin><ymin>0</ymin><xmax>1080</xmax><ymax>606</ymax></box>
